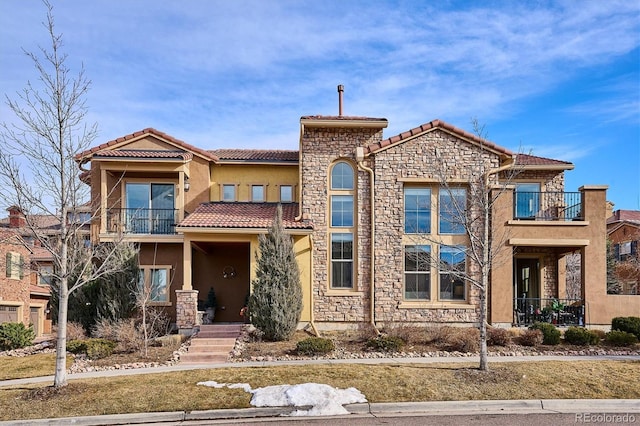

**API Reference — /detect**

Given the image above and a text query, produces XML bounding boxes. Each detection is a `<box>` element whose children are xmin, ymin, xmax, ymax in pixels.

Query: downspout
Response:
<box><xmin>356</xmin><ymin>147</ymin><xmax>380</xmax><ymax>334</ymax></box>
<box><xmin>295</xmin><ymin>123</ymin><xmax>304</xmax><ymax>221</ymax></box>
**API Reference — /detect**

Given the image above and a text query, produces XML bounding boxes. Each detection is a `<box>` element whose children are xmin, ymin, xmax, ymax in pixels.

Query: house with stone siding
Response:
<box><xmin>74</xmin><ymin>113</ymin><xmax>637</xmax><ymax>335</ymax></box>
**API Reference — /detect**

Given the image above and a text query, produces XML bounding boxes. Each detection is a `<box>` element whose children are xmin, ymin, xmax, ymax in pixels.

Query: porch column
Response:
<box><xmin>489</xmin><ymin>186</ymin><xmax>515</xmax><ymax>325</ymax></box>
<box><xmin>183</xmin><ymin>237</ymin><xmax>192</xmax><ymax>290</ymax></box>
<box><xmin>175</xmin><ymin>289</ymin><xmax>198</xmax><ymax>334</ymax></box>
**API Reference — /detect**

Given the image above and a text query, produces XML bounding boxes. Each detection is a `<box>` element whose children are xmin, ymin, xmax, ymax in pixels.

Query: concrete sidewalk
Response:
<box><xmin>1</xmin><ymin>354</ymin><xmax>639</xmax><ymax>425</ymax></box>
<box><xmin>3</xmin><ymin>399</ymin><xmax>639</xmax><ymax>425</ymax></box>
<box><xmin>2</xmin><ymin>353</ymin><xmax>639</xmax><ymax>387</ymax></box>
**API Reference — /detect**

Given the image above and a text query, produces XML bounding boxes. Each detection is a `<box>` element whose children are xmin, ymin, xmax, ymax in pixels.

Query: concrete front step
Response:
<box><xmin>180</xmin><ymin>353</ymin><xmax>229</xmax><ymax>363</ymax></box>
<box><xmin>181</xmin><ymin>324</ymin><xmax>243</xmax><ymax>365</ymax></box>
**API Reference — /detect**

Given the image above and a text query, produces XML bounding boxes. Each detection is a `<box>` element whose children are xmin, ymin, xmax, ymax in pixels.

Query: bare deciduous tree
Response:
<box><xmin>406</xmin><ymin>118</ymin><xmax>521</xmax><ymax>371</ymax></box>
<box><xmin>0</xmin><ymin>1</ymin><xmax>130</xmax><ymax>387</ymax></box>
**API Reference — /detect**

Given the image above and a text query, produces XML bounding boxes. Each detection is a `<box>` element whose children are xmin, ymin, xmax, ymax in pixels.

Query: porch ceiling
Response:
<box><xmin>509</xmin><ymin>238</ymin><xmax>589</xmax><ymax>247</ymax></box>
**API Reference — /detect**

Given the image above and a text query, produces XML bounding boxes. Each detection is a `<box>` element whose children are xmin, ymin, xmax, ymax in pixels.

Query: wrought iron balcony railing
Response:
<box><xmin>514</xmin><ymin>297</ymin><xmax>584</xmax><ymax>327</ymax></box>
<box><xmin>513</xmin><ymin>191</ymin><xmax>583</xmax><ymax>221</ymax></box>
<box><xmin>106</xmin><ymin>208</ymin><xmax>178</xmax><ymax>234</ymax></box>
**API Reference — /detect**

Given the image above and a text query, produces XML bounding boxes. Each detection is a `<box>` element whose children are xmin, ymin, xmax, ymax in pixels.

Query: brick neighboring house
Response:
<box><xmin>74</xmin><ymin>110</ymin><xmax>638</xmax><ymax>334</ymax></box>
<box><xmin>607</xmin><ymin>209</ymin><xmax>640</xmax><ymax>295</ymax></box>
<box><xmin>0</xmin><ymin>207</ymin><xmax>56</xmax><ymax>336</ymax></box>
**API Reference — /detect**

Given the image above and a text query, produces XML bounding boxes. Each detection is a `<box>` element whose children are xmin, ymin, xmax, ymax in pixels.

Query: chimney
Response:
<box><xmin>337</xmin><ymin>84</ymin><xmax>344</xmax><ymax>116</ymax></box>
<box><xmin>7</xmin><ymin>206</ymin><xmax>26</xmax><ymax>228</ymax></box>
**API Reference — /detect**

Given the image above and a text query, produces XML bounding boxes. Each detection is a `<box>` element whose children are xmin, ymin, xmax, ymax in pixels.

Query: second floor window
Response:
<box><xmin>515</xmin><ymin>183</ymin><xmax>541</xmax><ymax>219</ymax></box>
<box><xmin>251</xmin><ymin>185</ymin><xmax>265</xmax><ymax>202</ymax></box>
<box><xmin>439</xmin><ymin>188</ymin><xmax>466</xmax><ymax>234</ymax></box>
<box><xmin>5</xmin><ymin>252</ymin><xmax>23</xmax><ymax>280</ymax></box>
<box><xmin>280</xmin><ymin>185</ymin><xmax>293</xmax><ymax>202</ymax></box>
<box><xmin>405</xmin><ymin>188</ymin><xmax>431</xmax><ymax>234</ymax></box>
<box><xmin>125</xmin><ymin>183</ymin><xmax>175</xmax><ymax>234</ymax></box>
<box><xmin>329</xmin><ymin>161</ymin><xmax>356</xmax><ymax>290</ymax></box>
<box><xmin>222</xmin><ymin>184</ymin><xmax>236</xmax><ymax>202</ymax></box>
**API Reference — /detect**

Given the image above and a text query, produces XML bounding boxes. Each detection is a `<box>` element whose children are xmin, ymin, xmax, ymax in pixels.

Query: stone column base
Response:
<box><xmin>176</xmin><ymin>289</ymin><xmax>199</xmax><ymax>334</ymax></box>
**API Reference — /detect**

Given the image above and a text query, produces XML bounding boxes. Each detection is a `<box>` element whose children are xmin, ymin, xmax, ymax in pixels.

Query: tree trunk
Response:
<box><xmin>479</xmin><ymin>282</ymin><xmax>489</xmax><ymax>371</ymax></box>
<box><xmin>54</xmin><ymin>280</ymin><xmax>69</xmax><ymax>387</ymax></box>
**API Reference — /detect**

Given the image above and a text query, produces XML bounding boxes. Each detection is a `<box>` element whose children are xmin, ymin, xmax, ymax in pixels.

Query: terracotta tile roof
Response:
<box><xmin>93</xmin><ymin>150</ymin><xmax>194</xmax><ymax>161</ymax></box>
<box><xmin>31</xmin><ymin>246</ymin><xmax>54</xmax><ymax>262</ymax></box>
<box><xmin>0</xmin><ymin>215</ymin><xmax>61</xmax><ymax>231</ymax></box>
<box><xmin>75</xmin><ymin>128</ymin><xmax>219</xmax><ymax>162</ymax></box>
<box><xmin>301</xmin><ymin>115</ymin><xmax>388</xmax><ymax>121</ymax></box>
<box><xmin>516</xmin><ymin>153</ymin><xmax>573</xmax><ymax>167</ymax></box>
<box><xmin>607</xmin><ymin>209</ymin><xmax>640</xmax><ymax>224</ymax></box>
<box><xmin>178</xmin><ymin>202</ymin><xmax>313</xmax><ymax>230</ymax></box>
<box><xmin>365</xmin><ymin>119</ymin><xmax>513</xmax><ymax>156</ymax></box>
<box><xmin>210</xmin><ymin>149</ymin><xmax>299</xmax><ymax>162</ymax></box>
<box><xmin>30</xmin><ymin>285</ymin><xmax>51</xmax><ymax>297</ymax></box>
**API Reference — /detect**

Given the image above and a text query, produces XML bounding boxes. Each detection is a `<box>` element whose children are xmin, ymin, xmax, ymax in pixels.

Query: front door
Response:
<box><xmin>515</xmin><ymin>258</ymin><xmax>540</xmax><ymax>300</ymax></box>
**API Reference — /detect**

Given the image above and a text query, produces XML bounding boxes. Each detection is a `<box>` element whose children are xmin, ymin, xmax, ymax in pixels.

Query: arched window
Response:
<box><xmin>329</xmin><ymin>161</ymin><xmax>356</xmax><ymax>289</ymax></box>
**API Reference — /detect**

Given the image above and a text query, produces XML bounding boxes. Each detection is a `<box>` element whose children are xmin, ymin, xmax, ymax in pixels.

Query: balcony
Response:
<box><xmin>514</xmin><ymin>298</ymin><xmax>584</xmax><ymax>327</ymax></box>
<box><xmin>106</xmin><ymin>208</ymin><xmax>178</xmax><ymax>235</ymax></box>
<box><xmin>513</xmin><ymin>192</ymin><xmax>583</xmax><ymax>221</ymax></box>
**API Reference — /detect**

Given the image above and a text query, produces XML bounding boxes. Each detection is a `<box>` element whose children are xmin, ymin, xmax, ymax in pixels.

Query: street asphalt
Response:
<box><xmin>1</xmin><ymin>354</ymin><xmax>639</xmax><ymax>425</ymax></box>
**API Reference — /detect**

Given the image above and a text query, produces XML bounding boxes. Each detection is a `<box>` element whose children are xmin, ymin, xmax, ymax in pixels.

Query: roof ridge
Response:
<box><xmin>75</xmin><ymin>128</ymin><xmax>219</xmax><ymax>162</ymax></box>
<box><xmin>365</xmin><ymin>119</ymin><xmax>513</xmax><ymax>156</ymax></box>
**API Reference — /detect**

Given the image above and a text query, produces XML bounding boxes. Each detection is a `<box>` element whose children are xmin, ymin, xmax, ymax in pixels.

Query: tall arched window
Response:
<box><xmin>329</xmin><ymin>161</ymin><xmax>356</xmax><ymax>289</ymax></box>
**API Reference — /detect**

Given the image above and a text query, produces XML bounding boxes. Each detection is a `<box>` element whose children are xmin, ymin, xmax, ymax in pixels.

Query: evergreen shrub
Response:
<box><xmin>529</xmin><ymin>322</ymin><xmax>561</xmax><ymax>345</ymax></box>
<box><xmin>249</xmin><ymin>206</ymin><xmax>303</xmax><ymax>341</ymax></box>
<box><xmin>0</xmin><ymin>322</ymin><xmax>35</xmax><ymax>350</ymax></box>
<box><xmin>296</xmin><ymin>337</ymin><xmax>335</xmax><ymax>355</ymax></box>
<box><xmin>605</xmin><ymin>330</ymin><xmax>638</xmax><ymax>346</ymax></box>
<box><xmin>563</xmin><ymin>326</ymin><xmax>600</xmax><ymax>346</ymax></box>
<box><xmin>366</xmin><ymin>335</ymin><xmax>405</xmax><ymax>352</ymax></box>
<box><xmin>611</xmin><ymin>317</ymin><xmax>640</xmax><ymax>339</ymax></box>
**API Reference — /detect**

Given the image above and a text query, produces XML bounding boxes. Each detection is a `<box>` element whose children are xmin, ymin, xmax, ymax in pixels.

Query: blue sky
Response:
<box><xmin>1</xmin><ymin>0</ymin><xmax>638</xmax><ymax>210</ymax></box>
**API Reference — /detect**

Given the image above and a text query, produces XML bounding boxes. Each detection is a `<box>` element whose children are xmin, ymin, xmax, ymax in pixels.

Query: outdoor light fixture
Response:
<box><xmin>223</xmin><ymin>266</ymin><xmax>236</xmax><ymax>279</ymax></box>
<box><xmin>184</xmin><ymin>176</ymin><xmax>190</xmax><ymax>192</ymax></box>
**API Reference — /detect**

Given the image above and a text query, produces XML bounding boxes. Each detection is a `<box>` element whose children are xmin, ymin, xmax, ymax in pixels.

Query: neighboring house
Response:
<box><xmin>74</xmin><ymin>113</ymin><xmax>637</xmax><ymax>334</ymax></box>
<box><xmin>0</xmin><ymin>207</ymin><xmax>55</xmax><ymax>336</ymax></box>
<box><xmin>607</xmin><ymin>209</ymin><xmax>640</xmax><ymax>295</ymax></box>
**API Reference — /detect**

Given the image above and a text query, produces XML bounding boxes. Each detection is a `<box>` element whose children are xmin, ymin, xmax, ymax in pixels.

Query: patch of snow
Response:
<box><xmin>197</xmin><ymin>380</ymin><xmax>367</xmax><ymax>416</ymax></box>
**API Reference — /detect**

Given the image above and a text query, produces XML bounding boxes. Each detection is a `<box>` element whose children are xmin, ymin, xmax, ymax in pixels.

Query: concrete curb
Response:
<box><xmin>4</xmin><ymin>399</ymin><xmax>639</xmax><ymax>425</ymax></box>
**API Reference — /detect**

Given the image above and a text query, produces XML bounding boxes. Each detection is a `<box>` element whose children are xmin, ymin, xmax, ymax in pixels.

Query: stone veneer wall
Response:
<box><xmin>301</xmin><ymin>127</ymin><xmax>383</xmax><ymax>323</ymax></box>
<box><xmin>372</xmin><ymin>129</ymin><xmax>502</xmax><ymax>324</ymax></box>
<box><xmin>175</xmin><ymin>289</ymin><xmax>198</xmax><ymax>334</ymax></box>
<box><xmin>512</xmin><ymin>169</ymin><xmax>565</xmax><ymax>192</ymax></box>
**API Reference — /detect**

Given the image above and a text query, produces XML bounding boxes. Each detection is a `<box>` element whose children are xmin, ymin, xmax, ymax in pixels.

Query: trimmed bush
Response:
<box><xmin>66</xmin><ymin>339</ymin><xmax>87</xmax><ymax>354</ymax></box>
<box><xmin>85</xmin><ymin>338</ymin><xmax>116</xmax><ymax>359</ymax></box>
<box><xmin>529</xmin><ymin>322</ymin><xmax>561</xmax><ymax>345</ymax></box>
<box><xmin>611</xmin><ymin>317</ymin><xmax>640</xmax><ymax>340</ymax></box>
<box><xmin>66</xmin><ymin>338</ymin><xmax>116</xmax><ymax>359</ymax></box>
<box><xmin>605</xmin><ymin>330</ymin><xmax>638</xmax><ymax>347</ymax></box>
<box><xmin>563</xmin><ymin>327</ymin><xmax>600</xmax><ymax>346</ymax></box>
<box><xmin>0</xmin><ymin>322</ymin><xmax>35</xmax><ymax>350</ymax></box>
<box><xmin>296</xmin><ymin>337</ymin><xmax>335</xmax><ymax>356</ymax></box>
<box><xmin>487</xmin><ymin>327</ymin><xmax>511</xmax><ymax>346</ymax></box>
<box><xmin>366</xmin><ymin>335</ymin><xmax>405</xmax><ymax>352</ymax></box>
<box><xmin>518</xmin><ymin>329</ymin><xmax>543</xmax><ymax>346</ymax></box>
